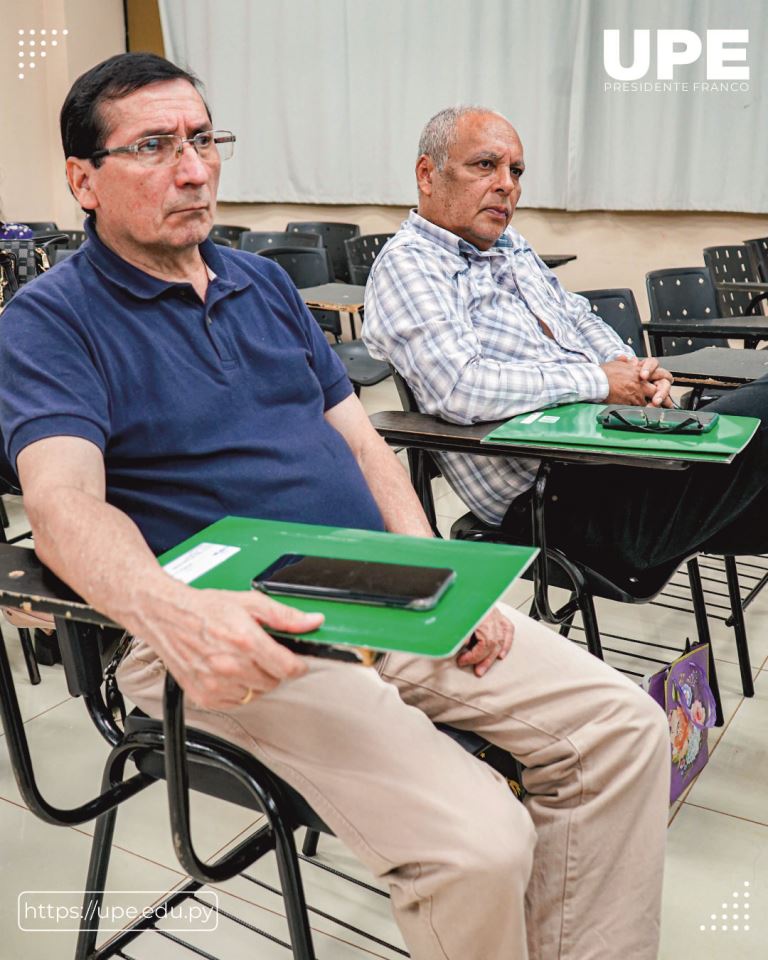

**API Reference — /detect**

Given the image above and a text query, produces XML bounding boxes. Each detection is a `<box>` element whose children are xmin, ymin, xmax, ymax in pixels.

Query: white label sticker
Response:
<box><xmin>164</xmin><ymin>543</ymin><xmax>241</xmax><ymax>584</ymax></box>
<box><xmin>539</xmin><ymin>415</ymin><xmax>560</xmax><ymax>423</ymax></box>
<box><xmin>518</xmin><ymin>411</ymin><xmax>543</xmax><ymax>424</ymax></box>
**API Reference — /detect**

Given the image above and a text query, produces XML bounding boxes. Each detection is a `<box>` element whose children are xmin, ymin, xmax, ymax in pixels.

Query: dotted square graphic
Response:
<box><xmin>700</xmin><ymin>882</ymin><xmax>752</xmax><ymax>933</ymax></box>
<box><xmin>16</xmin><ymin>27</ymin><xmax>68</xmax><ymax>80</ymax></box>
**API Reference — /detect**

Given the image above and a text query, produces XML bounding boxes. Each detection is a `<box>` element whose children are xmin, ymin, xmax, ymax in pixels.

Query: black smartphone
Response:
<box><xmin>251</xmin><ymin>554</ymin><xmax>456</xmax><ymax>610</ymax></box>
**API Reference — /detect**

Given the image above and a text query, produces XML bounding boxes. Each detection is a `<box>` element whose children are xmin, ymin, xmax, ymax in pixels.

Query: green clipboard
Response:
<box><xmin>482</xmin><ymin>402</ymin><xmax>759</xmax><ymax>463</ymax></box>
<box><xmin>158</xmin><ymin>517</ymin><xmax>537</xmax><ymax>658</ymax></box>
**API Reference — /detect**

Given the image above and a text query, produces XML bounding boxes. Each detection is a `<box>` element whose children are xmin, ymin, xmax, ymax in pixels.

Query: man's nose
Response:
<box><xmin>494</xmin><ymin>167</ymin><xmax>515</xmax><ymax>194</ymax></box>
<box><xmin>175</xmin><ymin>140</ymin><xmax>210</xmax><ymax>185</ymax></box>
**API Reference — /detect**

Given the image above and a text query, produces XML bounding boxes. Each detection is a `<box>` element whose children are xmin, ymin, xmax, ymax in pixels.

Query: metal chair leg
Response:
<box><xmin>75</xmin><ymin>751</ymin><xmax>129</xmax><ymax>960</ymax></box>
<box><xmin>723</xmin><ymin>556</ymin><xmax>754</xmax><ymax>698</ymax></box>
<box><xmin>687</xmin><ymin>559</ymin><xmax>724</xmax><ymax>727</ymax></box>
<box><xmin>17</xmin><ymin>628</ymin><xmax>40</xmax><ymax>685</ymax></box>
<box><xmin>302</xmin><ymin>828</ymin><xmax>320</xmax><ymax>858</ymax></box>
<box><xmin>557</xmin><ymin>602</ymin><xmax>576</xmax><ymax>639</ymax></box>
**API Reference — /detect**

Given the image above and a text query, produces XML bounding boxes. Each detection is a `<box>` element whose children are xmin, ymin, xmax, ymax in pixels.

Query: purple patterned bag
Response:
<box><xmin>645</xmin><ymin>642</ymin><xmax>717</xmax><ymax>804</ymax></box>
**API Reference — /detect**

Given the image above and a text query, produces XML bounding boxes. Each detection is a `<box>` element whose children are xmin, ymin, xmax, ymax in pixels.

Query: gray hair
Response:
<box><xmin>417</xmin><ymin>106</ymin><xmax>499</xmax><ymax>170</ymax></box>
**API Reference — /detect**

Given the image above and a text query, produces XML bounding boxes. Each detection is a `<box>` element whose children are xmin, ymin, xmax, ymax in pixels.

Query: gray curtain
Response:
<box><xmin>159</xmin><ymin>0</ymin><xmax>767</xmax><ymax>211</ymax></box>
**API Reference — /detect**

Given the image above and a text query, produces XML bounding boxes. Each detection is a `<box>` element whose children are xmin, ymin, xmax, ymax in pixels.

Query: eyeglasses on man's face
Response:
<box><xmin>89</xmin><ymin>130</ymin><xmax>236</xmax><ymax>168</ymax></box>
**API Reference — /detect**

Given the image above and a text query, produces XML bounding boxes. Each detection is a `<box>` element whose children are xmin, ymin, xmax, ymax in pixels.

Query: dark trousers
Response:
<box><xmin>501</xmin><ymin>374</ymin><xmax>768</xmax><ymax>578</ymax></box>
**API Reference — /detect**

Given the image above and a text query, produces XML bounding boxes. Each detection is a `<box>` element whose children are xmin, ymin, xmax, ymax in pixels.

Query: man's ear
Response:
<box><xmin>415</xmin><ymin>154</ymin><xmax>436</xmax><ymax>197</ymax></box>
<box><xmin>66</xmin><ymin>157</ymin><xmax>98</xmax><ymax>212</ymax></box>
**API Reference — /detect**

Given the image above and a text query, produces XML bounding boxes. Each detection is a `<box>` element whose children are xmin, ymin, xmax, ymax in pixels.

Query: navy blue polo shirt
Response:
<box><xmin>0</xmin><ymin>219</ymin><xmax>384</xmax><ymax>554</ymax></box>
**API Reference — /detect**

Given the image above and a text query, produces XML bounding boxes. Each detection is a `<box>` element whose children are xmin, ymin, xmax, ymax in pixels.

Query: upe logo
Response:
<box><xmin>603</xmin><ymin>29</ymin><xmax>749</xmax><ymax>81</ymax></box>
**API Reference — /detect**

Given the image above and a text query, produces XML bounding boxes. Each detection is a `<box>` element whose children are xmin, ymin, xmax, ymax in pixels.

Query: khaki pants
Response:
<box><xmin>117</xmin><ymin>602</ymin><xmax>670</xmax><ymax>960</ymax></box>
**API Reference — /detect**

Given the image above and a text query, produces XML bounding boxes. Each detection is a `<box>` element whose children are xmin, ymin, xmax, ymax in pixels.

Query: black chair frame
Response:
<box><xmin>578</xmin><ymin>288</ymin><xmax>755</xmax><ymax>698</ymax></box>
<box><xmin>385</xmin><ymin>372</ymin><xmax>726</xmax><ymax>721</ymax></box>
<box><xmin>0</xmin><ymin>543</ymin><xmax>518</xmax><ymax>959</ymax></box>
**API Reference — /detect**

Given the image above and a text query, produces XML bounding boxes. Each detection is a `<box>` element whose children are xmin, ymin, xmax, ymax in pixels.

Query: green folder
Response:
<box><xmin>482</xmin><ymin>402</ymin><xmax>759</xmax><ymax>463</ymax></box>
<box><xmin>158</xmin><ymin>516</ymin><xmax>537</xmax><ymax>658</ymax></box>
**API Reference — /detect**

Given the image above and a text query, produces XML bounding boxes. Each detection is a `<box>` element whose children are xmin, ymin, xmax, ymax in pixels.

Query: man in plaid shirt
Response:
<box><xmin>364</xmin><ymin>106</ymin><xmax>768</xmax><ymax>578</ymax></box>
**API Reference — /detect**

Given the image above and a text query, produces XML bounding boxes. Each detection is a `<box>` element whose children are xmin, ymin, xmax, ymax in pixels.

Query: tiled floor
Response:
<box><xmin>1</xmin><ymin>376</ymin><xmax>767</xmax><ymax>958</ymax></box>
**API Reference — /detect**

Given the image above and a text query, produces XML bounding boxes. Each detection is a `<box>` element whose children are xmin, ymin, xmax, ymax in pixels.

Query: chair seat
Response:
<box><xmin>125</xmin><ymin>709</ymin><xmax>507</xmax><ymax>835</ymax></box>
<box><xmin>450</xmin><ymin>511</ymin><xmax>683</xmax><ymax>603</ymax></box>
<box><xmin>330</xmin><ymin>341</ymin><xmax>391</xmax><ymax>387</ymax></box>
<box><xmin>125</xmin><ymin>710</ymin><xmax>331</xmax><ymax>833</ymax></box>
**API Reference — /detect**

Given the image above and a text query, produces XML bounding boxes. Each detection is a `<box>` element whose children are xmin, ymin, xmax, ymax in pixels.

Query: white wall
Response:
<box><xmin>0</xmin><ymin>0</ymin><xmax>125</xmax><ymax>228</ymax></box>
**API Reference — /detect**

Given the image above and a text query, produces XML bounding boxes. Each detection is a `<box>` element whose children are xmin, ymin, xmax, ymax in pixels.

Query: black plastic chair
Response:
<box><xmin>286</xmin><ymin>222</ymin><xmax>360</xmax><ymax>283</ymax></box>
<box><xmin>239</xmin><ymin>230</ymin><xmax>322</xmax><ymax>253</ymax></box>
<box><xmin>0</xmin><ymin>542</ymin><xmax>518</xmax><ymax>959</ymax></box>
<box><xmin>577</xmin><ymin>288</ymin><xmax>648</xmax><ymax>356</ymax></box>
<box><xmin>645</xmin><ymin>267</ymin><xmax>726</xmax><ymax>355</ymax></box>
<box><xmin>743</xmin><ymin>236</ymin><xmax>768</xmax><ymax>282</ymax></box>
<box><xmin>645</xmin><ymin>267</ymin><xmax>728</xmax><ymax>409</ymax></box>
<box><xmin>703</xmin><ymin>245</ymin><xmax>768</xmax><ymax>334</ymax></box>
<box><xmin>344</xmin><ymin>233</ymin><xmax>393</xmax><ymax>287</ymax></box>
<box><xmin>61</xmin><ymin>229</ymin><xmax>87</xmax><ymax>249</ymax></box>
<box><xmin>259</xmin><ymin>248</ymin><xmax>391</xmax><ymax>394</ymax></box>
<box><xmin>209</xmin><ymin>224</ymin><xmax>249</xmax><ymax>246</ymax></box>
<box><xmin>257</xmin><ymin>247</ymin><xmax>333</xmax><ymax>288</ymax></box>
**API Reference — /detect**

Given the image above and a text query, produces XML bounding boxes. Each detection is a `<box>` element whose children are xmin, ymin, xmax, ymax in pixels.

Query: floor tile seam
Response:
<box><xmin>0</xmin><ymin>795</ymin><xmax>198</xmax><ymax>881</ymax></box>
<box><xmin>682</xmin><ymin>800</ymin><xmax>768</xmax><ymax>830</ymax></box>
<box><xmin>209</xmin><ymin>879</ymin><xmax>395</xmax><ymax>959</ymax></box>
<box><xmin>205</xmin><ymin>815</ymin><xmax>265</xmax><ymax>860</ymax></box>
<box><xmin>18</xmin><ymin>693</ymin><xmax>74</xmax><ymax>725</ymax></box>
<box><xmin>66</xmin><ymin>823</ymin><xmax>190</xmax><ymax>878</ymax></box>
<box><xmin>703</xmin><ymin>692</ymin><xmax>746</xmax><ymax>764</ymax></box>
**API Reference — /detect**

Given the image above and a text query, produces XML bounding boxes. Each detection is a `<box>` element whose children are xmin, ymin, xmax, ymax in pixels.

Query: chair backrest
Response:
<box><xmin>62</xmin><ymin>229</ymin><xmax>87</xmax><ymax>249</ymax></box>
<box><xmin>209</xmin><ymin>224</ymin><xmax>249</xmax><ymax>245</ymax></box>
<box><xmin>239</xmin><ymin>230</ymin><xmax>322</xmax><ymax>253</ymax></box>
<box><xmin>257</xmin><ymin>246</ymin><xmax>333</xmax><ymax>287</ymax></box>
<box><xmin>576</xmin><ymin>288</ymin><xmax>648</xmax><ymax>357</ymax></box>
<box><xmin>258</xmin><ymin>247</ymin><xmax>338</xmax><ymax>335</ymax></box>
<box><xmin>286</xmin><ymin>221</ymin><xmax>360</xmax><ymax>282</ymax></box>
<box><xmin>344</xmin><ymin>233</ymin><xmax>394</xmax><ymax>274</ymax></box>
<box><xmin>645</xmin><ymin>266</ymin><xmax>726</xmax><ymax>355</ymax></box>
<box><xmin>23</xmin><ymin>221</ymin><xmax>59</xmax><ymax>234</ymax></box>
<box><xmin>703</xmin><ymin>244</ymin><xmax>764</xmax><ymax>317</ymax></box>
<box><xmin>349</xmin><ymin>263</ymin><xmax>371</xmax><ymax>285</ymax></box>
<box><xmin>743</xmin><ymin>236</ymin><xmax>768</xmax><ymax>282</ymax></box>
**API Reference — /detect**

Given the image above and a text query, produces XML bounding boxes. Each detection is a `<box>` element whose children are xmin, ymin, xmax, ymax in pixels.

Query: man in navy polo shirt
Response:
<box><xmin>0</xmin><ymin>54</ymin><xmax>670</xmax><ymax>960</ymax></box>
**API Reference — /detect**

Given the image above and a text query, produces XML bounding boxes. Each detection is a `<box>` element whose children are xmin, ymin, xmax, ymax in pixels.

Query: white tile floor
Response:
<box><xmin>1</xmin><ymin>376</ymin><xmax>767</xmax><ymax>958</ymax></box>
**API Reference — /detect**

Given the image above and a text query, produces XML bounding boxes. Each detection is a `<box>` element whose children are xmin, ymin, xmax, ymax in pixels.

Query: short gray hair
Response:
<box><xmin>417</xmin><ymin>106</ymin><xmax>498</xmax><ymax>170</ymax></box>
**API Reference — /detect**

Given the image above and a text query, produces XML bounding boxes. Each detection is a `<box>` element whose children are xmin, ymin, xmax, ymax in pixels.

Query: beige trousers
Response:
<box><xmin>116</xmin><ymin>602</ymin><xmax>670</xmax><ymax>960</ymax></box>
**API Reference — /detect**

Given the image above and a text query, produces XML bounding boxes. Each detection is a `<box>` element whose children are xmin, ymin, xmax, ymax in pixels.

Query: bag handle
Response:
<box><xmin>671</xmin><ymin>664</ymin><xmax>717</xmax><ymax>730</ymax></box>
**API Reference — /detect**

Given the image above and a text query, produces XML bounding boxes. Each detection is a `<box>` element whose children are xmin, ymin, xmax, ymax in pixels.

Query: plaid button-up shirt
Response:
<box><xmin>363</xmin><ymin>211</ymin><xmax>630</xmax><ymax>526</ymax></box>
